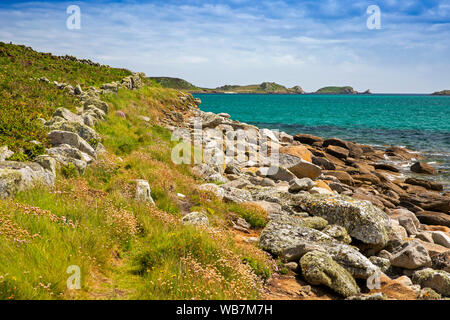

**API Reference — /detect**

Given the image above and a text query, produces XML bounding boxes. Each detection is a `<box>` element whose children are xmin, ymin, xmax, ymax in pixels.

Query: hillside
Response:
<box><xmin>0</xmin><ymin>42</ymin><xmax>131</xmax><ymax>161</ymax></box>
<box><xmin>0</xmin><ymin>44</ymin><xmax>274</xmax><ymax>300</ymax></box>
<box><xmin>149</xmin><ymin>77</ymin><xmax>201</xmax><ymax>91</ymax></box>
<box><xmin>432</xmin><ymin>90</ymin><xmax>450</xmax><ymax>95</ymax></box>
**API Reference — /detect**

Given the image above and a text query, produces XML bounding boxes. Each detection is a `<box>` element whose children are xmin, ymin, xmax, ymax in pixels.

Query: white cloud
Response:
<box><xmin>0</xmin><ymin>0</ymin><xmax>448</xmax><ymax>93</ymax></box>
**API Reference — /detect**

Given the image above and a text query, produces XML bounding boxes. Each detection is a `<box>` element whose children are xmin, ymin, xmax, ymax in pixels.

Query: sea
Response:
<box><xmin>194</xmin><ymin>93</ymin><xmax>450</xmax><ymax>191</ymax></box>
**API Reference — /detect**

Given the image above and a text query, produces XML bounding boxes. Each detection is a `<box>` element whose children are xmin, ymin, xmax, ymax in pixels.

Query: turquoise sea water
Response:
<box><xmin>194</xmin><ymin>93</ymin><xmax>450</xmax><ymax>189</ymax></box>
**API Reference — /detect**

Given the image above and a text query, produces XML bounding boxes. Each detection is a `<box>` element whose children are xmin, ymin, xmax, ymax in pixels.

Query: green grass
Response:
<box><xmin>0</xmin><ymin>46</ymin><xmax>274</xmax><ymax>300</ymax></box>
<box><xmin>315</xmin><ymin>86</ymin><xmax>356</xmax><ymax>94</ymax></box>
<box><xmin>0</xmin><ymin>42</ymin><xmax>131</xmax><ymax>159</ymax></box>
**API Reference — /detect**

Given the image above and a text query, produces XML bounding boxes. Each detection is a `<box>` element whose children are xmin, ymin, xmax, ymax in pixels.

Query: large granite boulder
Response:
<box><xmin>300</xmin><ymin>194</ymin><xmax>393</xmax><ymax>248</ymax></box>
<box><xmin>48</xmin><ymin>130</ymin><xmax>97</xmax><ymax>158</ymax></box>
<box><xmin>259</xmin><ymin>217</ymin><xmax>378</xmax><ymax>278</ymax></box>
<box><xmin>412</xmin><ymin>268</ymin><xmax>450</xmax><ymax>296</ymax></box>
<box><xmin>300</xmin><ymin>250</ymin><xmax>360</xmax><ymax>297</ymax></box>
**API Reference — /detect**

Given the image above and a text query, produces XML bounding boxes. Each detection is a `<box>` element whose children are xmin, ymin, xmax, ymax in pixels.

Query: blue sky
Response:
<box><xmin>1</xmin><ymin>0</ymin><xmax>449</xmax><ymax>93</ymax></box>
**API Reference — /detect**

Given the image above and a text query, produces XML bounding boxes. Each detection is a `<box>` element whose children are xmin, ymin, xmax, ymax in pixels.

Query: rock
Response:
<box><xmin>397</xmin><ymin>216</ymin><xmax>419</xmax><ymax>236</ymax></box>
<box><xmin>411</xmin><ymin>162</ymin><xmax>437</xmax><ymax>175</ymax></box>
<box><xmin>259</xmin><ymin>218</ymin><xmax>377</xmax><ymax>278</ymax></box>
<box><xmin>0</xmin><ymin>146</ymin><xmax>14</xmax><ymax>161</ymax></box>
<box><xmin>431</xmin><ymin>252</ymin><xmax>450</xmax><ymax>273</ymax></box>
<box><xmin>278</xmin><ymin>132</ymin><xmax>294</xmax><ymax>144</ymax></box>
<box><xmin>288</xmin><ymin>178</ymin><xmax>315</xmax><ymax>192</ymax></box>
<box><xmin>312</xmin><ymin>156</ymin><xmax>336</xmax><ymax>170</ymax></box>
<box><xmin>415</xmin><ymin>211</ymin><xmax>450</xmax><ymax>227</ymax></box>
<box><xmin>284</xmin><ymin>262</ymin><xmax>298</xmax><ymax>271</ymax></box>
<box><xmin>46</xmin><ymin>144</ymin><xmax>89</xmax><ymax>173</ymax></box>
<box><xmin>389</xmin><ymin>209</ymin><xmax>420</xmax><ymax>230</ymax></box>
<box><xmin>418</xmin><ymin>287</ymin><xmax>442</xmax><ymax>300</ymax></box>
<box><xmin>0</xmin><ymin>161</ymin><xmax>55</xmax><ymax>199</ymax></box>
<box><xmin>182</xmin><ymin>212</ymin><xmax>209</xmax><ymax>227</ymax></box>
<box><xmin>412</xmin><ymin>268</ymin><xmax>450</xmax><ymax>296</ymax></box>
<box><xmin>197</xmin><ymin>183</ymin><xmax>225</xmax><ymax>199</ymax></box>
<box><xmin>52</xmin><ymin>107</ymin><xmax>84</xmax><ymax>124</ymax></box>
<box><xmin>323</xmin><ymin>138</ymin><xmax>349</xmax><ymax>149</ymax></box>
<box><xmin>74</xmin><ymin>84</ymin><xmax>82</xmax><ymax>95</ymax></box>
<box><xmin>309</xmin><ymin>187</ymin><xmax>334</xmax><ymax>195</ymax></box>
<box><xmin>222</xmin><ymin>186</ymin><xmax>253</xmax><ymax>203</ymax></box>
<box><xmin>48</xmin><ymin>130</ymin><xmax>96</xmax><ymax>158</ymax></box>
<box><xmin>405</xmin><ymin>177</ymin><xmax>443</xmax><ymax>191</ymax></box>
<box><xmin>83</xmin><ymin>97</ymin><xmax>109</xmax><ymax>114</ymax></box>
<box><xmin>47</xmin><ymin>120</ymin><xmax>101</xmax><ymax>145</ymax></box>
<box><xmin>293</xmin><ymin>134</ymin><xmax>323</xmax><ymax>145</ymax></box>
<box><xmin>279</xmin><ymin>154</ymin><xmax>322</xmax><ymax>180</ymax></box>
<box><xmin>369</xmin><ymin>256</ymin><xmax>391</xmax><ymax>273</ymax></box>
<box><xmin>415</xmin><ymin>231</ymin><xmax>434</xmax><ymax>243</ymax></box>
<box><xmin>135</xmin><ymin>179</ymin><xmax>155</xmax><ymax>204</ymax></box>
<box><xmin>322</xmin><ymin>170</ymin><xmax>354</xmax><ymax>186</ymax></box>
<box><xmin>34</xmin><ymin>155</ymin><xmax>57</xmax><ymax>176</ymax></box>
<box><xmin>352</xmin><ymin>173</ymin><xmax>381</xmax><ymax>185</ymax></box>
<box><xmin>385</xmin><ymin>146</ymin><xmax>418</xmax><ymax>160</ymax></box>
<box><xmin>373</xmin><ymin>163</ymin><xmax>401</xmax><ymax>173</ymax></box>
<box><xmin>300</xmin><ymin>251</ymin><xmax>360</xmax><ymax>297</ymax></box>
<box><xmin>431</xmin><ymin>231</ymin><xmax>450</xmax><ymax>248</ymax></box>
<box><xmin>257</xmin><ymin>166</ymin><xmax>296</xmax><ymax>182</ymax></box>
<box><xmin>301</xmin><ymin>194</ymin><xmax>393</xmax><ymax>247</ymax></box>
<box><xmin>280</xmin><ymin>146</ymin><xmax>312</xmax><ymax>162</ymax></box>
<box><xmin>326</xmin><ymin>145</ymin><xmax>349</xmax><ymax>159</ymax></box>
<box><xmin>390</xmin><ymin>241</ymin><xmax>432</xmax><ymax>269</ymax></box>
<box><xmin>217</xmin><ymin>112</ymin><xmax>230</xmax><ymax>119</ymax></box>
<box><xmin>420</xmin><ymin>200</ymin><xmax>450</xmax><ymax>213</ymax></box>
<box><xmin>322</xmin><ymin>225</ymin><xmax>352</xmax><ymax>244</ymax></box>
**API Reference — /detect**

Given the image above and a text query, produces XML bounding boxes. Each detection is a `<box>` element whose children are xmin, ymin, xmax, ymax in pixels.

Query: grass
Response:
<box><xmin>0</xmin><ymin>42</ymin><xmax>131</xmax><ymax>160</ymax></box>
<box><xmin>0</xmin><ymin>68</ymin><xmax>275</xmax><ymax>300</ymax></box>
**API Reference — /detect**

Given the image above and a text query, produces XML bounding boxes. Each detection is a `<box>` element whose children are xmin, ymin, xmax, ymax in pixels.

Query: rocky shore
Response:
<box><xmin>162</xmin><ymin>99</ymin><xmax>450</xmax><ymax>299</ymax></box>
<box><xmin>0</xmin><ymin>72</ymin><xmax>448</xmax><ymax>299</ymax></box>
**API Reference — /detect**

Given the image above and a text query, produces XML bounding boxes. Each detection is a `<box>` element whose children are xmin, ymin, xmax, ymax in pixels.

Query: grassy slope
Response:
<box><xmin>0</xmin><ymin>47</ymin><xmax>276</xmax><ymax>300</ymax></box>
<box><xmin>0</xmin><ymin>42</ymin><xmax>131</xmax><ymax>159</ymax></box>
<box><xmin>149</xmin><ymin>77</ymin><xmax>201</xmax><ymax>91</ymax></box>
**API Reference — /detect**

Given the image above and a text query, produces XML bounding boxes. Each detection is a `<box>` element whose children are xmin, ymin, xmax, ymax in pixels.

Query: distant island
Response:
<box><xmin>149</xmin><ymin>77</ymin><xmax>305</xmax><ymax>94</ymax></box>
<box><xmin>314</xmin><ymin>86</ymin><xmax>371</xmax><ymax>95</ymax></box>
<box><xmin>432</xmin><ymin>90</ymin><xmax>450</xmax><ymax>95</ymax></box>
<box><xmin>150</xmin><ymin>77</ymin><xmax>374</xmax><ymax>95</ymax></box>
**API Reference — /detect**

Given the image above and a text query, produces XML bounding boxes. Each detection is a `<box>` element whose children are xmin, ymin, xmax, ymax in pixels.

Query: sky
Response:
<box><xmin>0</xmin><ymin>0</ymin><xmax>449</xmax><ymax>93</ymax></box>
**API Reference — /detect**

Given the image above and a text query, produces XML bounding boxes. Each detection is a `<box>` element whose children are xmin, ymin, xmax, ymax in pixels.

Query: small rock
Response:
<box><xmin>0</xmin><ymin>146</ymin><xmax>14</xmax><ymax>161</ymax></box>
<box><xmin>135</xmin><ymin>179</ymin><xmax>155</xmax><ymax>204</ymax></box>
<box><xmin>288</xmin><ymin>178</ymin><xmax>314</xmax><ymax>192</ymax></box>
<box><xmin>182</xmin><ymin>212</ymin><xmax>209</xmax><ymax>227</ymax></box>
<box><xmin>411</xmin><ymin>161</ymin><xmax>437</xmax><ymax>175</ymax></box>
<box><xmin>418</xmin><ymin>287</ymin><xmax>442</xmax><ymax>300</ymax></box>
<box><xmin>431</xmin><ymin>231</ymin><xmax>450</xmax><ymax>248</ymax></box>
<box><xmin>390</xmin><ymin>241</ymin><xmax>432</xmax><ymax>269</ymax></box>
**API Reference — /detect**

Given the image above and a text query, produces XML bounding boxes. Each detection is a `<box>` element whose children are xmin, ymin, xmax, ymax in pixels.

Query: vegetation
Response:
<box><xmin>148</xmin><ymin>77</ymin><xmax>305</xmax><ymax>94</ymax></box>
<box><xmin>149</xmin><ymin>77</ymin><xmax>200</xmax><ymax>91</ymax></box>
<box><xmin>0</xmin><ymin>42</ymin><xmax>131</xmax><ymax>159</ymax></box>
<box><xmin>0</xmin><ymin>47</ymin><xmax>275</xmax><ymax>299</ymax></box>
<box><xmin>431</xmin><ymin>90</ymin><xmax>450</xmax><ymax>95</ymax></box>
<box><xmin>315</xmin><ymin>86</ymin><xmax>357</xmax><ymax>94</ymax></box>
